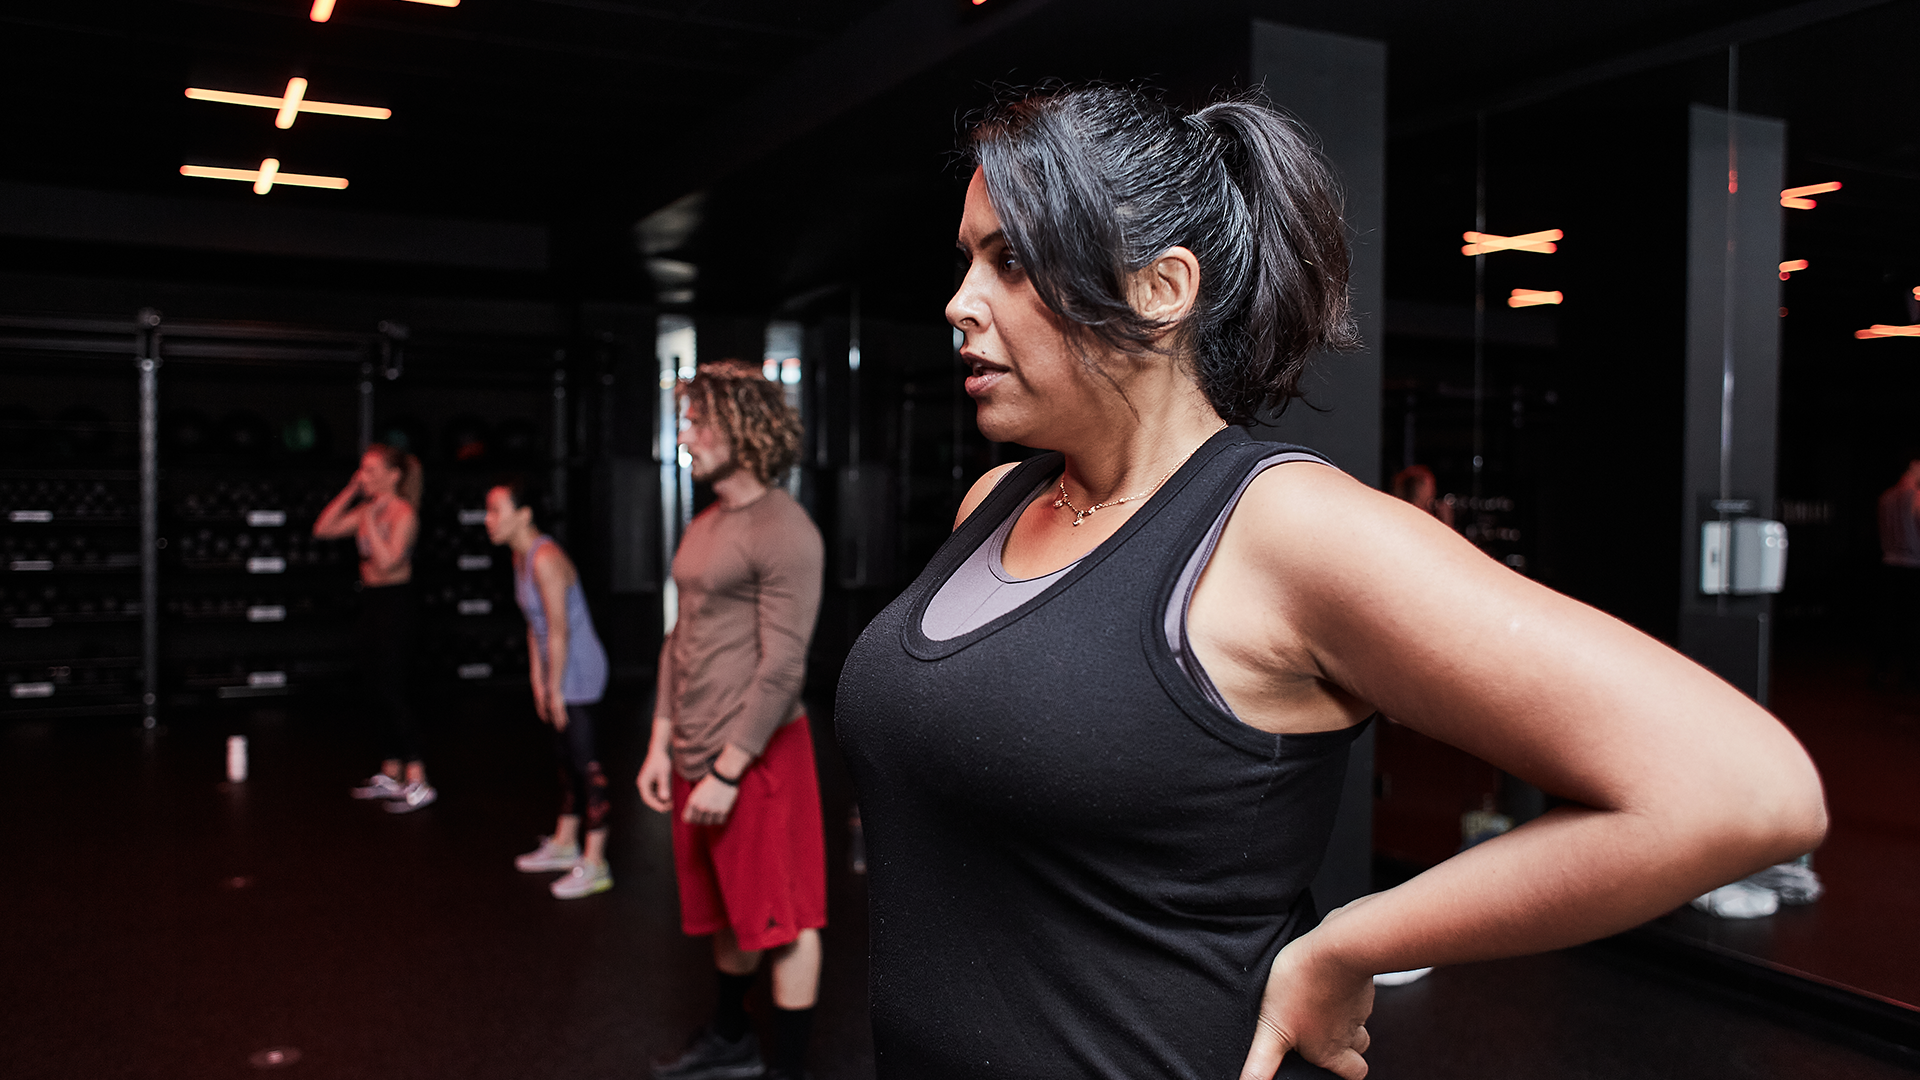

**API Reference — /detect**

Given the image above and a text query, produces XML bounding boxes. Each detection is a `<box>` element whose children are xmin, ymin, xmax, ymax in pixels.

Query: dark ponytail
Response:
<box><xmin>968</xmin><ymin>84</ymin><xmax>1358</xmax><ymax>425</ymax></box>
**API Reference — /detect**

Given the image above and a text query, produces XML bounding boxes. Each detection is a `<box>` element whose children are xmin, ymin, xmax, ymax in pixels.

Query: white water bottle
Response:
<box><xmin>226</xmin><ymin>735</ymin><xmax>249</xmax><ymax>783</ymax></box>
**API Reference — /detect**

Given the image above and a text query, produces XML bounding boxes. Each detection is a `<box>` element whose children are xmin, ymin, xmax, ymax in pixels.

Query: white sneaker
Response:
<box><xmin>351</xmin><ymin>773</ymin><xmax>406</xmax><ymax>800</ymax></box>
<box><xmin>1746</xmin><ymin>861</ymin><xmax>1824</xmax><ymax>905</ymax></box>
<box><xmin>550</xmin><ymin>860</ymin><xmax>611</xmax><ymax>899</ymax></box>
<box><xmin>515</xmin><ymin>835</ymin><xmax>581</xmax><ymax>873</ymax></box>
<box><xmin>1691</xmin><ymin>880</ymin><xmax>1779</xmax><ymax>919</ymax></box>
<box><xmin>384</xmin><ymin>780</ymin><xmax>438</xmax><ymax>814</ymax></box>
<box><xmin>1373</xmin><ymin>967</ymin><xmax>1434</xmax><ymax>987</ymax></box>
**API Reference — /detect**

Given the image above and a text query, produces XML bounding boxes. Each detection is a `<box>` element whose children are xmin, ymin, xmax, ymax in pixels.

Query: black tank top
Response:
<box><xmin>835</xmin><ymin>426</ymin><xmax>1365</xmax><ymax>1080</ymax></box>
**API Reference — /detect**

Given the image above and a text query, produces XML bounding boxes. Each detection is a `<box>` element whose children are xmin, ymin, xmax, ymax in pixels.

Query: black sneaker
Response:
<box><xmin>651</xmin><ymin>1026</ymin><xmax>764</xmax><ymax>1080</ymax></box>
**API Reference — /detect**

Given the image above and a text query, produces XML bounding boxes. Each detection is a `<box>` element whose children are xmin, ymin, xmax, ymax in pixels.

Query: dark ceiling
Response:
<box><xmin>1</xmin><ymin>0</ymin><xmax>1915</xmax><ymax>321</ymax></box>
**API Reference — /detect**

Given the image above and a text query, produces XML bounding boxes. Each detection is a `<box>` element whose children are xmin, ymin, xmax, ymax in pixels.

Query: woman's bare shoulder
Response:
<box><xmin>1217</xmin><ymin>459</ymin><xmax>1492</xmax><ymax>613</ymax></box>
<box><xmin>953</xmin><ymin>462</ymin><xmax>1022</xmax><ymax>530</ymax></box>
<box><xmin>532</xmin><ymin>538</ymin><xmax>575</xmax><ymax>581</ymax></box>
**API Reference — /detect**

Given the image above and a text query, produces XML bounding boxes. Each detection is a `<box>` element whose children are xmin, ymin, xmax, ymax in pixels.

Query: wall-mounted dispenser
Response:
<box><xmin>1700</xmin><ymin>518</ymin><xmax>1788</xmax><ymax>595</ymax></box>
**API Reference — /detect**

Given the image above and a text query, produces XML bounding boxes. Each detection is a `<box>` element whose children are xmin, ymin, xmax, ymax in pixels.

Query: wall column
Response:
<box><xmin>1680</xmin><ymin>104</ymin><xmax>1786</xmax><ymax>703</ymax></box>
<box><xmin>1247</xmin><ymin>21</ymin><xmax>1387</xmax><ymax>911</ymax></box>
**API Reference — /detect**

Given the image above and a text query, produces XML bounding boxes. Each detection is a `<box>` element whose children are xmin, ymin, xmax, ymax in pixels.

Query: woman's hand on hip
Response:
<box><xmin>1240</xmin><ymin>918</ymin><xmax>1374</xmax><ymax>1080</ymax></box>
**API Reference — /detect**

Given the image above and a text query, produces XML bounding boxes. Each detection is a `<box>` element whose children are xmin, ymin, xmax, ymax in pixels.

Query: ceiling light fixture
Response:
<box><xmin>1779</xmin><ymin>259</ymin><xmax>1809</xmax><ymax>280</ymax></box>
<box><xmin>1780</xmin><ymin>181</ymin><xmax>1841</xmax><ymax>209</ymax></box>
<box><xmin>185</xmin><ymin>80</ymin><xmax>392</xmax><ymax>127</ymax></box>
<box><xmin>1854</xmin><ymin>324</ymin><xmax>1920</xmax><ymax>339</ymax></box>
<box><xmin>180</xmin><ymin>159</ymin><xmax>349</xmax><ymax>194</ymax></box>
<box><xmin>1508</xmin><ymin>289</ymin><xmax>1563</xmax><ymax>308</ymax></box>
<box><xmin>311</xmin><ymin>0</ymin><xmax>459</xmax><ymax>22</ymax></box>
<box><xmin>1462</xmin><ymin>229</ymin><xmax>1562</xmax><ymax>256</ymax></box>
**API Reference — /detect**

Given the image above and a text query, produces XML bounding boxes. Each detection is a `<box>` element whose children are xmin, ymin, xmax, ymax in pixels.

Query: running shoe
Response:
<box><xmin>1690</xmin><ymin>879</ymin><xmax>1779</xmax><ymax>919</ymax></box>
<box><xmin>550</xmin><ymin>860</ymin><xmax>612</xmax><ymax>899</ymax></box>
<box><xmin>651</xmin><ymin>1026</ymin><xmax>764</xmax><ymax>1080</ymax></box>
<box><xmin>1747</xmin><ymin>860</ymin><xmax>1825</xmax><ymax>905</ymax></box>
<box><xmin>515</xmin><ymin>835</ymin><xmax>581</xmax><ymax>873</ymax></box>
<box><xmin>384</xmin><ymin>780</ymin><xmax>438</xmax><ymax>814</ymax></box>
<box><xmin>351</xmin><ymin>773</ymin><xmax>406</xmax><ymax>800</ymax></box>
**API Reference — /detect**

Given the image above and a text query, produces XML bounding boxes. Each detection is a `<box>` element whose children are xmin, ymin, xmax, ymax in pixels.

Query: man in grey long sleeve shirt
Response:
<box><xmin>638</xmin><ymin>361</ymin><xmax>825</xmax><ymax>1080</ymax></box>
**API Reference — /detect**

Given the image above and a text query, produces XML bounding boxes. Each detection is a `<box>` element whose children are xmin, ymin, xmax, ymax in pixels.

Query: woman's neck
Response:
<box><xmin>508</xmin><ymin>526</ymin><xmax>542</xmax><ymax>557</ymax></box>
<box><xmin>1055</xmin><ymin>378</ymin><xmax>1226</xmax><ymax>502</ymax></box>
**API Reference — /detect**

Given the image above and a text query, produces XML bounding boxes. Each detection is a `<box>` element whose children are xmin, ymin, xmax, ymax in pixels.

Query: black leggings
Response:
<box><xmin>557</xmin><ymin>703</ymin><xmax>608</xmax><ymax>832</ymax></box>
<box><xmin>359</xmin><ymin>581</ymin><xmax>422</xmax><ymax>764</ymax></box>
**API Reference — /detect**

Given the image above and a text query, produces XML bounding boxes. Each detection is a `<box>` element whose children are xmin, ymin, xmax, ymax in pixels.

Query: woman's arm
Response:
<box><xmin>312</xmin><ymin>478</ymin><xmax>363</xmax><ymax>539</ymax></box>
<box><xmin>358</xmin><ymin>499</ymin><xmax>416</xmax><ymax>574</ymax></box>
<box><xmin>527</xmin><ymin>626</ymin><xmax>549</xmax><ymax>722</ymax></box>
<box><xmin>532</xmin><ymin>543</ymin><xmax>575</xmax><ymax>730</ymax></box>
<box><xmin>1210</xmin><ymin>464</ymin><xmax>1826</xmax><ymax>1078</ymax></box>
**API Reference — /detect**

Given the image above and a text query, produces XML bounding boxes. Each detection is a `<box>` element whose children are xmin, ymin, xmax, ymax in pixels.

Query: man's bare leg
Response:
<box><xmin>768</xmin><ymin>929</ymin><xmax>821</xmax><ymax>1009</ymax></box>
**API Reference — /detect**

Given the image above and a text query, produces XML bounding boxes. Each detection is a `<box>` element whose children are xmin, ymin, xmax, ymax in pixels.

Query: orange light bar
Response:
<box><xmin>1462</xmin><ymin>229</ymin><xmax>1562</xmax><ymax>256</ymax></box>
<box><xmin>311</xmin><ymin>0</ymin><xmax>457</xmax><ymax>21</ymax></box>
<box><xmin>1508</xmin><ymin>289</ymin><xmax>1564</xmax><ymax>308</ymax></box>
<box><xmin>184</xmin><ymin>83</ymin><xmax>391</xmax><ymax>125</ymax></box>
<box><xmin>1781</xmin><ymin>181</ymin><xmax>1841</xmax><ymax>209</ymax></box>
<box><xmin>180</xmin><ymin>159</ymin><xmax>349</xmax><ymax>194</ymax></box>
<box><xmin>1779</xmin><ymin>258</ymin><xmax>1809</xmax><ymax>280</ymax></box>
<box><xmin>274</xmin><ymin>78</ymin><xmax>307</xmax><ymax>129</ymax></box>
<box><xmin>1854</xmin><ymin>324</ymin><xmax>1920</xmax><ymax>339</ymax></box>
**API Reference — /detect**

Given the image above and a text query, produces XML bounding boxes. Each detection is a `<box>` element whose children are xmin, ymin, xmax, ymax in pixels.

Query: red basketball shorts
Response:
<box><xmin>670</xmin><ymin>716</ymin><xmax>828</xmax><ymax>952</ymax></box>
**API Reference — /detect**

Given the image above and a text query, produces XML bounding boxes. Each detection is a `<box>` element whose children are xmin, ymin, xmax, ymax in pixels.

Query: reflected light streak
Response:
<box><xmin>274</xmin><ymin>78</ymin><xmax>307</xmax><ymax>129</ymax></box>
<box><xmin>1781</xmin><ymin>181</ymin><xmax>1841</xmax><ymax>209</ymax></box>
<box><xmin>1508</xmin><ymin>289</ymin><xmax>1563</xmax><ymax>308</ymax></box>
<box><xmin>1779</xmin><ymin>259</ymin><xmax>1809</xmax><ymax>280</ymax></box>
<box><xmin>1462</xmin><ymin>229</ymin><xmax>1562</xmax><ymax>256</ymax></box>
<box><xmin>1854</xmin><ymin>325</ymin><xmax>1920</xmax><ymax>339</ymax></box>
<box><xmin>312</xmin><ymin>0</ymin><xmax>458</xmax><ymax>20</ymax></box>
<box><xmin>184</xmin><ymin>84</ymin><xmax>391</xmax><ymax>124</ymax></box>
<box><xmin>180</xmin><ymin>160</ymin><xmax>349</xmax><ymax>193</ymax></box>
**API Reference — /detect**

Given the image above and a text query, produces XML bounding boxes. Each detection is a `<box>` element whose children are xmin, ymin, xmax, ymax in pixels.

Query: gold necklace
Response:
<box><xmin>1052</xmin><ymin>425</ymin><xmax>1227</xmax><ymax>527</ymax></box>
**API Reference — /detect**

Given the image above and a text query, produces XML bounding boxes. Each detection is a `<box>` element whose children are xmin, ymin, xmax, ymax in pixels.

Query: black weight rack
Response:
<box><xmin>0</xmin><ymin>311</ymin><xmax>580</xmax><ymax>725</ymax></box>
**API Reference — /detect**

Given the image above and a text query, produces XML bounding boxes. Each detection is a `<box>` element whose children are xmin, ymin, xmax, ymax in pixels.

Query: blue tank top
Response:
<box><xmin>514</xmin><ymin>536</ymin><xmax>608</xmax><ymax>704</ymax></box>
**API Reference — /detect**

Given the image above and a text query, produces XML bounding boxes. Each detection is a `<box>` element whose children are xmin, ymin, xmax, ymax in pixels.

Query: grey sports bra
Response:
<box><xmin>921</xmin><ymin>451</ymin><xmax>1331</xmax><ymax>718</ymax></box>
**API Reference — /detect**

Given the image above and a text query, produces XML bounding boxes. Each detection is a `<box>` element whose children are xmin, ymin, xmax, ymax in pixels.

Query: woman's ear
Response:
<box><xmin>1128</xmin><ymin>246</ymin><xmax>1201</xmax><ymax>327</ymax></box>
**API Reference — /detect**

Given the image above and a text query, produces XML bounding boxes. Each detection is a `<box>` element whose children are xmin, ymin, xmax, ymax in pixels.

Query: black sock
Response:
<box><xmin>713</xmin><ymin>972</ymin><xmax>755</xmax><ymax>1042</ymax></box>
<box><xmin>772</xmin><ymin>1006</ymin><xmax>813</xmax><ymax>1076</ymax></box>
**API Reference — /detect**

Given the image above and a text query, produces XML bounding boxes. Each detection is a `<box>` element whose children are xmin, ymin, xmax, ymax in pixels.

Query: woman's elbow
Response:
<box><xmin>1716</xmin><ymin>743</ymin><xmax>1829</xmax><ymax>867</ymax></box>
<box><xmin>1766</xmin><ymin>758</ymin><xmax>1830</xmax><ymax>859</ymax></box>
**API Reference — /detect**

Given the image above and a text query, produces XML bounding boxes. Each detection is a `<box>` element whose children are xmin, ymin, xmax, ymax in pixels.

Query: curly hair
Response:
<box><xmin>680</xmin><ymin>360</ymin><xmax>803</xmax><ymax>485</ymax></box>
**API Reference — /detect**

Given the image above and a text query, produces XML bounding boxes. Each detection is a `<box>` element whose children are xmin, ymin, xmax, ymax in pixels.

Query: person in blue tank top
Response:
<box><xmin>832</xmin><ymin>84</ymin><xmax>1829</xmax><ymax>1080</ymax></box>
<box><xmin>485</xmin><ymin>476</ymin><xmax>613</xmax><ymax>900</ymax></box>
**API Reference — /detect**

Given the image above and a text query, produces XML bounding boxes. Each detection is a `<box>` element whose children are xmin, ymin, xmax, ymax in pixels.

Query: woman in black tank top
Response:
<box><xmin>834</xmin><ymin>85</ymin><xmax>1826</xmax><ymax>1080</ymax></box>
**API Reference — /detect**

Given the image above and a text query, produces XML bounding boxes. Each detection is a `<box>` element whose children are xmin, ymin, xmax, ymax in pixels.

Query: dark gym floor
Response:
<box><xmin>2</xmin><ymin>686</ymin><xmax>1913</xmax><ymax>1080</ymax></box>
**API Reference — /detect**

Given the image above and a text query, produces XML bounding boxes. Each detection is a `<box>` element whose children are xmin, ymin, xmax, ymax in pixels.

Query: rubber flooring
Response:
<box><xmin>1</xmin><ymin>686</ymin><xmax>1911</xmax><ymax>1080</ymax></box>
